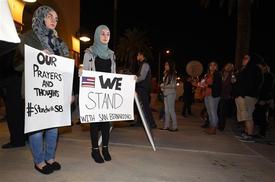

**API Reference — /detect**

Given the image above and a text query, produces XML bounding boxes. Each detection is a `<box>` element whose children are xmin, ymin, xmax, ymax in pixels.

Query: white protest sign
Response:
<box><xmin>24</xmin><ymin>45</ymin><xmax>74</xmax><ymax>133</ymax></box>
<box><xmin>79</xmin><ymin>70</ymin><xmax>135</xmax><ymax>123</ymax></box>
<box><xmin>0</xmin><ymin>0</ymin><xmax>20</xmax><ymax>43</ymax></box>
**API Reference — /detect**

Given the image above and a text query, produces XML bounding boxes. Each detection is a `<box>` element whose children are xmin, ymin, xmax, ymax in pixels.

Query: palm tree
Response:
<box><xmin>235</xmin><ymin>0</ymin><xmax>251</xmax><ymax>69</ymax></box>
<box><xmin>201</xmin><ymin>0</ymin><xmax>254</xmax><ymax>69</ymax></box>
<box><xmin>116</xmin><ymin>28</ymin><xmax>152</xmax><ymax>73</ymax></box>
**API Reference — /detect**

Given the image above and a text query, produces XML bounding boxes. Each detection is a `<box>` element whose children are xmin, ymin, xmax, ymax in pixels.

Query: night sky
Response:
<box><xmin>80</xmin><ymin>0</ymin><xmax>274</xmax><ymax>75</ymax></box>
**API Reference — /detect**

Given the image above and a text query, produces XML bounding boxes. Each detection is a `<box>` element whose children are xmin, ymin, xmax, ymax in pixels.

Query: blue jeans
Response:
<box><xmin>204</xmin><ymin>96</ymin><xmax>220</xmax><ymax>128</ymax></box>
<box><xmin>29</xmin><ymin>128</ymin><xmax>58</xmax><ymax>164</ymax></box>
<box><xmin>164</xmin><ymin>93</ymin><xmax>177</xmax><ymax>129</ymax></box>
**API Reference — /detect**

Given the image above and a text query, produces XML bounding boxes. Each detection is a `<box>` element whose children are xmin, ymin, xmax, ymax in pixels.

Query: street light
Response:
<box><xmin>79</xmin><ymin>36</ymin><xmax>91</xmax><ymax>42</ymax></box>
<box><xmin>23</xmin><ymin>0</ymin><xmax>37</xmax><ymax>2</ymax></box>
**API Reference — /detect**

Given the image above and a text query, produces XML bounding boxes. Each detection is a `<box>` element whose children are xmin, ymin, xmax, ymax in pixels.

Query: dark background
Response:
<box><xmin>80</xmin><ymin>0</ymin><xmax>274</xmax><ymax>76</ymax></box>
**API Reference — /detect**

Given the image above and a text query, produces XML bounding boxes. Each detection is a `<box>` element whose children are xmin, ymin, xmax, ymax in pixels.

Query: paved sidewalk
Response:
<box><xmin>1</xmin><ymin>101</ymin><xmax>275</xmax><ymax>182</ymax></box>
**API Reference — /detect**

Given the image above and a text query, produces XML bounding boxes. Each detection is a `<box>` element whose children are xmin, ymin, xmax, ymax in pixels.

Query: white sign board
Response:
<box><xmin>0</xmin><ymin>0</ymin><xmax>20</xmax><ymax>43</ymax></box>
<box><xmin>79</xmin><ymin>70</ymin><xmax>135</xmax><ymax>123</ymax></box>
<box><xmin>24</xmin><ymin>45</ymin><xmax>74</xmax><ymax>133</ymax></box>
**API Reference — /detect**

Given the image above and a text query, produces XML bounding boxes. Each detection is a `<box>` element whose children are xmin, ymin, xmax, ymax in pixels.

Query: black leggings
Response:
<box><xmin>90</xmin><ymin>122</ymin><xmax>110</xmax><ymax>148</ymax></box>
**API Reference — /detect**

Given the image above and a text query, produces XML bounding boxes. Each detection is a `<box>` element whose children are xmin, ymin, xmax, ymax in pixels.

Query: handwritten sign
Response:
<box><xmin>79</xmin><ymin>70</ymin><xmax>135</xmax><ymax>123</ymax></box>
<box><xmin>24</xmin><ymin>45</ymin><xmax>74</xmax><ymax>133</ymax></box>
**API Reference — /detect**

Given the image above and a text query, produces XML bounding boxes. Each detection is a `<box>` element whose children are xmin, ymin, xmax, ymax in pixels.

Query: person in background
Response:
<box><xmin>82</xmin><ymin>25</ymin><xmax>115</xmax><ymax>163</ymax></box>
<box><xmin>0</xmin><ymin>0</ymin><xmax>25</xmax><ymax>148</ymax></box>
<box><xmin>232</xmin><ymin>54</ymin><xmax>263</xmax><ymax>142</ymax></box>
<box><xmin>217</xmin><ymin>63</ymin><xmax>234</xmax><ymax>131</ymax></box>
<box><xmin>253</xmin><ymin>63</ymin><xmax>274</xmax><ymax>138</ymax></box>
<box><xmin>160</xmin><ymin>60</ymin><xmax>178</xmax><ymax>131</ymax></box>
<box><xmin>0</xmin><ymin>50</ymin><xmax>25</xmax><ymax>149</ymax></box>
<box><xmin>200</xmin><ymin>106</ymin><xmax>209</xmax><ymax>128</ymax></box>
<box><xmin>182</xmin><ymin>75</ymin><xmax>194</xmax><ymax>117</ymax></box>
<box><xmin>14</xmin><ymin>6</ymin><xmax>69</xmax><ymax>174</ymax></box>
<box><xmin>134</xmin><ymin>50</ymin><xmax>157</xmax><ymax>129</ymax></box>
<box><xmin>71</xmin><ymin>64</ymin><xmax>80</xmax><ymax>125</ymax></box>
<box><xmin>0</xmin><ymin>0</ymin><xmax>21</xmax><ymax>56</ymax></box>
<box><xmin>199</xmin><ymin>62</ymin><xmax>222</xmax><ymax>135</ymax></box>
<box><xmin>157</xmin><ymin>87</ymin><xmax>165</xmax><ymax>122</ymax></box>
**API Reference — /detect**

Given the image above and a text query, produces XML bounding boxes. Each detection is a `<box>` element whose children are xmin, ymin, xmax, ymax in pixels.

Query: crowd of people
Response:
<box><xmin>1</xmin><ymin>2</ymin><xmax>275</xmax><ymax>176</ymax></box>
<box><xmin>173</xmin><ymin>54</ymin><xmax>275</xmax><ymax>142</ymax></box>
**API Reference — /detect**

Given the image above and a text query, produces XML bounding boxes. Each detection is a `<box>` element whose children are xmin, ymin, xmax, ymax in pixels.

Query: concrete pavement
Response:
<box><xmin>1</xmin><ymin>100</ymin><xmax>275</xmax><ymax>182</ymax></box>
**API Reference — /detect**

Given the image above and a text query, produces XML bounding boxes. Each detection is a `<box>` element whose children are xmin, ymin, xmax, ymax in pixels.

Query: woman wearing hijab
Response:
<box><xmin>83</xmin><ymin>25</ymin><xmax>115</xmax><ymax>163</ymax></box>
<box><xmin>14</xmin><ymin>6</ymin><xmax>69</xmax><ymax>174</ymax></box>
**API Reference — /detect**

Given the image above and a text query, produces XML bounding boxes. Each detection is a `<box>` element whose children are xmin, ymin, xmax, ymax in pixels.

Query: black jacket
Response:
<box><xmin>258</xmin><ymin>72</ymin><xmax>274</xmax><ymax>101</ymax></box>
<box><xmin>208</xmin><ymin>71</ymin><xmax>222</xmax><ymax>98</ymax></box>
<box><xmin>232</xmin><ymin>62</ymin><xmax>263</xmax><ymax>98</ymax></box>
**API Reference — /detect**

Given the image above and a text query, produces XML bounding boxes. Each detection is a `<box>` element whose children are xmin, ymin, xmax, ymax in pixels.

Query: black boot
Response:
<box><xmin>91</xmin><ymin>148</ymin><xmax>104</xmax><ymax>163</ymax></box>
<box><xmin>102</xmin><ymin>146</ymin><xmax>111</xmax><ymax>161</ymax></box>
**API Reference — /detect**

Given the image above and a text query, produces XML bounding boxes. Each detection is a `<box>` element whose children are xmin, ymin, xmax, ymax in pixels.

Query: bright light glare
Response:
<box><xmin>23</xmin><ymin>0</ymin><xmax>37</xmax><ymax>2</ymax></box>
<box><xmin>79</xmin><ymin>36</ymin><xmax>91</xmax><ymax>42</ymax></box>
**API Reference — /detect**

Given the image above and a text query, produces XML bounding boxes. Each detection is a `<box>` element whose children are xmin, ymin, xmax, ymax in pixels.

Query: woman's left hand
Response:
<box><xmin>71</xmin><ymin>95</ymin><xmax>75</xmax><ymax>104</ymax></box>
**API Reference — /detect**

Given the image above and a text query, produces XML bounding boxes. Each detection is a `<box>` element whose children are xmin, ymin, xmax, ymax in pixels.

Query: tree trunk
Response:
<box><xmin>234</xmin><ymin>0</ymin><xmax>251</xmax><ymax>69</ymax></box>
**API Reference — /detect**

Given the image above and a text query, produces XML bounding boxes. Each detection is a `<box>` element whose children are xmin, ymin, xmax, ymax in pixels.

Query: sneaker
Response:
<box><xmin>239</xmin><ymin>135</ymin><xmax>255</xmax><ymax>143</ymax></box>
<box><xmin>234</xmin><ymin>132</ymin><xmax>247</xmax><ymax>139</ymax></box>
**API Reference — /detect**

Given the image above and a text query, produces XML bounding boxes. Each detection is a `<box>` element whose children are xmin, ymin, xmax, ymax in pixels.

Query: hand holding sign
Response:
<box><xmin>24</xmin><ymin>45</ymin><xmax>74</xmax><ymax>133</ymax></box>
<box><xmin>43</xmin><ymin>49</ymin><xmax>52</xmax><ymax>55</ymax></box>
<box><xmin>79</xmin><ymin>70</ymin><xmax>136</xmax><ymax>123</ymax></box>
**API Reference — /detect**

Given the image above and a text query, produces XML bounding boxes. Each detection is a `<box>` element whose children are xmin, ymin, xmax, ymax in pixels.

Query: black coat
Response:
<box><xmin>258</xmin><ymin>72</ymin><xmax>274</xmax><ymax>101</ymax></box>
<box><xmin>183</xmin><ymin>81</ymin><xmax>193</xmax><ymax>102</ymax></box>
<box><xmin>232</xmin><ymin>62</ymin><xmax>263</xmax><ymax>98</ymax></box>
<box><xmin>208</xmin><ymin>71</ymin><xmax>222</xmax><ymax>98</ymax></box>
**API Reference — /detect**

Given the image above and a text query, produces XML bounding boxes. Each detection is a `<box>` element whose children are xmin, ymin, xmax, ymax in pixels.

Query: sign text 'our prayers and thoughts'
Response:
<box><xmin>24</xmin><ymin>45</ymin><xmax>74</xmax><ymax>133</ymax></box>
<box><xmin>79</xmin><ymin>70</ymin><xmax>136</xmax><ymax>123</ymax></box>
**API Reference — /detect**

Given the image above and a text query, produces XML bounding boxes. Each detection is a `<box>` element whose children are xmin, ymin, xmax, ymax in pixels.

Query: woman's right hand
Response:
<box><xmin>197</xmin><ymin>79</ymin><xmax>205</xmax><ymax>88</ymax></box>
<box><xmin>43</xmin><ymin>49</ymin><xmax>51</xmax><ymax>55</ymax></box>
<box><xmin>78</xmin><ymin>68</ymin><xmax>83</xmax><ymax>77</ymax></box>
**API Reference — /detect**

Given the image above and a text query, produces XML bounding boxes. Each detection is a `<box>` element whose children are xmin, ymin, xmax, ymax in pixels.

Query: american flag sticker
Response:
<box><xmin>81</xmin><ymin>76</ymin><xmax>95</xmax><ymax>88</ymax></box>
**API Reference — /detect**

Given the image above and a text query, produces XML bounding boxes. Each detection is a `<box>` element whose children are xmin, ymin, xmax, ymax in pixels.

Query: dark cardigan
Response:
<box><xmin>208</xmin><ymin>71</ymin><xmax>222</xmax><ymax>98</ymax></box>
